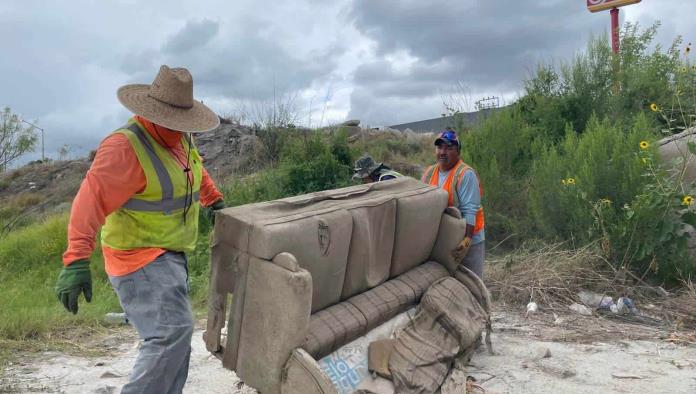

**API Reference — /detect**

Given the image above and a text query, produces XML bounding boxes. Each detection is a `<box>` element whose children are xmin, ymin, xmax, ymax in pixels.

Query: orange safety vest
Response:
<box><xmin>422</xmin><ymin>160</ymin><xmax>485</xmax><ymax>234</ymax></box>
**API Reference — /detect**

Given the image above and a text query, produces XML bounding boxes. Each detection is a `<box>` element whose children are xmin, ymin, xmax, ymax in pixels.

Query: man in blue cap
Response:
<box><xmin>421</xmin><ymin>130</ymin><xmax>485</xmax><ymax>277</ymax></box>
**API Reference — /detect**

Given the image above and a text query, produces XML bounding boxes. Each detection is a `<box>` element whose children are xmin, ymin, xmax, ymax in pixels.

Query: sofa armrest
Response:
<box><xmin>282</xmin><ymin>348</ymin><xmax>338</xmax><ymax>394</ymax></box>
<box><xmin>235</xmin><ymin>253</ymin><xmax>313</xmax><ymax>394</ymax></box>
<box><xmin>444</xmin><ymin>206</ymin><xmax>462</xmax><ymax>219</ymax></box>
<box><xmin>429</xmin><ymin>210</ymin><xmax>467</xmax><ymax>273</ymax></box>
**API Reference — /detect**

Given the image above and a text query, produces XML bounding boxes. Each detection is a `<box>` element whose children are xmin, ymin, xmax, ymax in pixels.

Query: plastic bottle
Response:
<box><xmin>104</xmin><ymin>312</ymin><xmax>128</xmax><ymax>324</ymax></box>
<box><xmin>525</xmin><ymin>302</ymin><xmax>538</xmax><ymax>318</ymax></box>
<box><xmin>616</xmin><ymin>297</ymin><xmax>638</xmax><ymax>315</ymax></box>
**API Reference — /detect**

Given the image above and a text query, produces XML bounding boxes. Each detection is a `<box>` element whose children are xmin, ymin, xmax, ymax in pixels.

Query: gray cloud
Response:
<box><xmin>2</xmin><ymin>0</ymin><xmax>695</xmax><ymax>165</ymax></box>
<box><xmin>162</xmin><ymin>19</ymin><xmax>220</xmax><ymax>54</ymax></box>
<box><xmin>114</xmin><ymin>16</ymin><xmax>343</xmax><ymax>101</ymax></box>
<box><xmin>352</xmin><ymin>59</ymin><xmax>460</xmax><ymax>98</ymax></box>
<box><xmin>173</xmin><ymin>35</ymin><xmax>342</xmax><ymax>100</ymax></box>
<box><xmin>0</xmin><ymin>1</ymin><xmax>349</xmax><ymax>164</ymax></box>
<box><xmin>346</xmin><ymin>0</ymin><xmax>615</xmax><ymax>124</ymax></box>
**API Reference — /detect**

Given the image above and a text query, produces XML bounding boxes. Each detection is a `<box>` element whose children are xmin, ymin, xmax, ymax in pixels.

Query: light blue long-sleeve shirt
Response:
<box><xmin>437</xmin><ymin>168</ymin><xmax>485</xmax><ymax>244</ymax></box>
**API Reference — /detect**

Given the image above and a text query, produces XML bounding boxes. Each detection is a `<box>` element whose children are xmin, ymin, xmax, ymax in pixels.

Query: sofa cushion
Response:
<box><xmin>390</xmin><ymin>189</ymin><xmax>448</xmax><ymax>277</ymax></box>
<box><xmin>393</xmin><ymin>261</ymin><xmax>450</xmax><ymax>300</ymax></box>
<box><xmin>348</xmin><ymin>279</ymin><xmax>415</xmax><ymax>332</ymax></box>
<box><xmin>342</xmin><ymin>199</ymin><xmax>397</xmax><ymax>300</ymax></box>
<box><xmin>248</xmin><ymin>209</ymin><xmax>354</xmax><ymax>312</ymax></box>
<box><xmin>303</xmin><ymin>261</ymin><xmax>449</xmax><ymax>360</ymax></box>
<box><xmin>303</xmin><ymin>302</ymin><xmax>367</xmax><ymax>360</ymax></box>
<box><xmin>389</xmin><ymin>277</ymin><xmax>488</xmax><ymax>394</ymax></box>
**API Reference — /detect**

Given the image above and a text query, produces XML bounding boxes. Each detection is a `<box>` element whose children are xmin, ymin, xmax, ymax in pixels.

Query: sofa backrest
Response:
<box><xmin>216</xmin><ymin>177</ymin><xmax>448</xmax><ymax>313</ymax></box>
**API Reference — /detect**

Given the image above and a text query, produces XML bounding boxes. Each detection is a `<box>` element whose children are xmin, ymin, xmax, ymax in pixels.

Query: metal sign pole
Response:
<box><xmin>610</xmin><ymin>7</ymin><xmax>620</xmax><ymax>53</ymax></box>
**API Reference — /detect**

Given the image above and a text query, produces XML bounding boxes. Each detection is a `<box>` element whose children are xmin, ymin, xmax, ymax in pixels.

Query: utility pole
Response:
<box><xmin>21</xmin><ymin>119</ymin><xmax>44</xmax><ymax>161</ymax></box>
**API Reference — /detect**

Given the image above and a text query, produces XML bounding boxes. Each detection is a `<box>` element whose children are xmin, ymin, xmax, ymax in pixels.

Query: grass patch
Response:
<box><xmin>0</xmin><ymin>213</ymin><xmax>215</xmax><ymax>370</ymax></box>
<box><xmin>0</xmin><ymin>215</ymin><xmax>121</xmax><ymax>342</ymax></box>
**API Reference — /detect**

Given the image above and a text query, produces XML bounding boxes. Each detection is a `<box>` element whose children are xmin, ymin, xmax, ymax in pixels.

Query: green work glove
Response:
<box><xmin>207</xmin><ymin>199</ymin><xmax>226</xmax><ymax>224</ymax></box>
<box><xmin>211</xmin><ymin>199</ymin><xmax>225</xmax><ymax>211</ymax></box>
<box><xmin>55</xmin><ymin>259</ymin><xmax>92</xmax><ymax>314</ymax></box>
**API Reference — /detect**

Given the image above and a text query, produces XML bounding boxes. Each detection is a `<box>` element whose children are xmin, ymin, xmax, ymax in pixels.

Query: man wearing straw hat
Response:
<box><xmin>56</xmin><ymin>65</ymin><xmax>225</xmax><ymax>393</ymax></box>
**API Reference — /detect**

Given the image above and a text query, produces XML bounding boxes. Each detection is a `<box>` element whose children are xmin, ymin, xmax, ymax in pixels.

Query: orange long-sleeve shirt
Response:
<box><xmin>63</xmin><ymin>116</ymin><xmax>223</xmax><ymax>276</ymax></box>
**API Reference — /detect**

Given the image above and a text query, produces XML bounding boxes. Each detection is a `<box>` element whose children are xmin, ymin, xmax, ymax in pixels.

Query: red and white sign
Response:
<box><xmin>587</xmin><ymin>0</ymin><xmax>641</xmax><ymax>13</ymax></box>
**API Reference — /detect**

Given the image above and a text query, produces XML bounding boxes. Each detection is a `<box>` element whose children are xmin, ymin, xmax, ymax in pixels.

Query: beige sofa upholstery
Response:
<box><xmin>204</xmin><ymin>177</ymin><xmax>467</xmax><ymax>394</ymax></box>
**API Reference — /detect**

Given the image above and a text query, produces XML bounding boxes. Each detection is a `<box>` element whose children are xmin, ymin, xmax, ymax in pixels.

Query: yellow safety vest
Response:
<box><xmin>101</xmin><ymin>120</ymin><xmax>203</xmax><ymax>252</ymax></box>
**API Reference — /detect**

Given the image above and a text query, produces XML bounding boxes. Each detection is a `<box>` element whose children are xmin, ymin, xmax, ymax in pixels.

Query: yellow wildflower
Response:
<box><xmin>566</xmin><ymin>177</ymin><xmax>576</xmax><ymax>185</ymax></box>
<box><xmin>681</xmin><ymin>66</ymin><xmax>688</xmax><ymax>73</ymax></box>
<box><xmin>600</xmin><ymin>198</ymin><xmax>612</xmax><ymax>205</ymax></box>
<box><xmin>650</xmin><ymin>103</ymin><xmax>659</xmax><ymax>112</ymax></box>
<box><xmin>683</xmin><ymin>195</ymin><xmax>694</xmax><ymax>206</ymax></box>
<box><xmin>639</xmin><ymin>141</ymin><xmax>649</xmax><ymax>150</ymax></box>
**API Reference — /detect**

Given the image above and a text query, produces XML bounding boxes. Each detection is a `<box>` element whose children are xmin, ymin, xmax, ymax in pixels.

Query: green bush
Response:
<box><xmin>594</xmin><ymin>170</ymin><xmax>696</xmax><ymax>284</ymax></box>
<box><xmin>529</xmin><ymin>115</ymin><xmax>653</xmax><ymax>242</ymax></box>
<box><xmin>279</xmin><ymin>131</ymin><xmax>352</xmax><ymax>195</ymax></box>
<box><xmin>458</xmin><ymin>109</ymin><xmax>549</xmax><ymax>244</ymax></box>
<box><xmin>518</xmin><ymin>22</ymin><xmax>680</xmax><ymax>141</ymax></box>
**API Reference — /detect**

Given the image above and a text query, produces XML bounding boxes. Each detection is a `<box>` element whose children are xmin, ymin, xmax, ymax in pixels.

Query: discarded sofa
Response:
<box><xmin>203</xmin><ymin>177</ymin><xmax>470</xmax><ymax>393</ymax></box>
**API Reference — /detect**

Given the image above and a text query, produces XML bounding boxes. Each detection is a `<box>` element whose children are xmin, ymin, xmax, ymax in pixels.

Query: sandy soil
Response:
<box><xmin>446</xmin><ymin>311</ymin><xmax>696</xmax><ymax>393</ymax></box>
<box><xmin>2</xmin><ymin>309</ymin><xmax>694</xmax><ymax>393</ymax></box>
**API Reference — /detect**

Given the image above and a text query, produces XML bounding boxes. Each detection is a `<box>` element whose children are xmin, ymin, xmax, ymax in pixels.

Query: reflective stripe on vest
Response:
<box><xmin>424</xmin><ymin>160</ymin><xmax>485</xmax><ymax>234</ymax></box>
<box><xmin>122</xmin><ymin>191</ymin><xmax>200</xmax><ymax>212</ymax></box>
<box><xmin>101</xmin><ymin>120</ymin><xmax>203</xmax><ymax>252</ymax></box>
<box><xmin>118</xmin><ymin>123</ymin><xmax>204</xmax><ymax>213</ymax></box>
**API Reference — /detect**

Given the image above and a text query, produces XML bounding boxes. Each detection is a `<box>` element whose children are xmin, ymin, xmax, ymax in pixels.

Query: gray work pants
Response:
<box><xmin>109</xmin><ymin>251</ymin><xmax>194</xmax><ymax>394</ymax></box>
<box><xmin>461</xmin><ymin>241</ymin><xmax>485</xmax><ymax>278</ymax></box>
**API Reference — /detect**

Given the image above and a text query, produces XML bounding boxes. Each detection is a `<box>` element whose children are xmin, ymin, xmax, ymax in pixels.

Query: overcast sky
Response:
<box><xmin>2</xmin><ymin>0</ymin><xmax>695</xmax><ymax>162</ymax></box>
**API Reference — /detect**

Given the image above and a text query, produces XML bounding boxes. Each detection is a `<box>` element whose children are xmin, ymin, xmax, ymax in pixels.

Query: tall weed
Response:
<box><xmin>529</xmin><ymin>115</ymin><xmax>652</xmax><ymax>242</ymax></box>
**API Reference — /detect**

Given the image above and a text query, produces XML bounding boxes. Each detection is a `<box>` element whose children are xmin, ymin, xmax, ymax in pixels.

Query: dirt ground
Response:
<box><xmin>1</xmin><ymin>307</ymin><xmax>694</xmax><ymax>394</ymax></box>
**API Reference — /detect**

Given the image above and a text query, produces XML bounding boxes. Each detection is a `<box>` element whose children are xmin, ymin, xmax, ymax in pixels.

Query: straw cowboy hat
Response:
<box><xmin>117</xmin><ymin>65</ymin><xmax>220</xmax><ymax>133</ymax></box>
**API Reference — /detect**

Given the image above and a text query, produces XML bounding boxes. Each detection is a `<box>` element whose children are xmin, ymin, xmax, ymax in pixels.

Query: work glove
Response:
<box><xmin>451</xmin><ymin>237</ymin><xmax>472</xmax><ymax>263</ymax></box>
<box><xmin>55</xmin><ymin>259</ymin><xmax>92</xmax><ymax>314</ymax></box>
<box><xmin>206</xmin><ymin>199</ymin><xmax>226</xmax><ymax>224</ymax></box>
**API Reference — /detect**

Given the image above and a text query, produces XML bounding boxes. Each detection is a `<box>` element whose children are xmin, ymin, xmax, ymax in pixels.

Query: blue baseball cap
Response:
<box><xmin>434</xmin><ymin>130</ymin><xmax>459</xmax><ymax>147</ymax></box>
